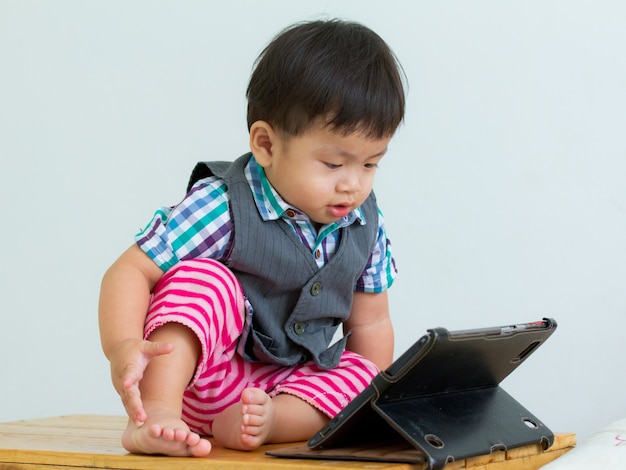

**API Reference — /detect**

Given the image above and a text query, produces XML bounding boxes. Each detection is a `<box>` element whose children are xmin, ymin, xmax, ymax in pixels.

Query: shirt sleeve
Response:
<box><xmin>134</xmin><ymin>177</ymin><xmax>233</xmax><ymax>272</ymax></box>
<box><xmin>355</xmin><ymin>208</ymin><xmax>398</xmax><ymax>293</ymax></box>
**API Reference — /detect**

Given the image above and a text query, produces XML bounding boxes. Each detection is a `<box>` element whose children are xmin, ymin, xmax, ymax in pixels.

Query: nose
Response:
<box><xmin>336</xmin><ymin>170</ymin><xmax>361</xmax><ymax>194</ymax></box>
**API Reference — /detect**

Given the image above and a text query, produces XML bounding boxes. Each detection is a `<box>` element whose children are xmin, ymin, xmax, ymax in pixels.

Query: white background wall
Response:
<box><xmin>1</xmin><ymin>0</ymin><xmax>625</xmax><ymax>443</ymax></box>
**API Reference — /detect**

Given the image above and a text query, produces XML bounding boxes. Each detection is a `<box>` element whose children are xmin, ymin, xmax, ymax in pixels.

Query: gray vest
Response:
<box><xmin>188</xmin><ymin>154</ymin><xmax>378</xmax><ymax>369</ymax></box>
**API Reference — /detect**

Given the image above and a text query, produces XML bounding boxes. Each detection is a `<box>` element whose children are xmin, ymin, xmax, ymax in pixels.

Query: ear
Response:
<box><xmin>249</xmin><ymin>121</ymin><xmax>277</xmax><ymax>168</ymax></box>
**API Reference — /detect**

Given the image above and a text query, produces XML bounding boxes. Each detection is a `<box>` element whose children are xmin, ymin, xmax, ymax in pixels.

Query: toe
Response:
<box><xmin>173</xmin><ymin>428</ymin><xmax>189</xmax><ymax>442</ymax></box>
<box><xmin>242</xmin><ymin>413</ymin><xmax>264</xmax><ymax>427</ymax></box>
<box><xmin>243</xmin><ymin>403</ymin><xmax>265</xmax><ymax>417</ymax></box>
<box><xmin>186</xmin><ymin>432</ymin><xmax>201</xmax><ymax>446</ymax></box>
<box><xmin>147</xmin><ymin>424</ymin><xmax>163</xmax><ymax>439</ymax></box>
<box><xmin>162</xmin><ymin>427</ymin><xmax>176</xmax><ymax>441</ymax></box>
<box><xmin>240</xmin><ymin>432</ymin><xmax>263</xmax><ymax>450</ymax></box>
<box><xmin>190</xmin><ymin>439</ymin><xmax>212</xmax><ymax>457</ymax></box>
<box><xmin>241</xmin><ymin>387</ymin><xmax>268</xmax><ymax>406</ymax></box>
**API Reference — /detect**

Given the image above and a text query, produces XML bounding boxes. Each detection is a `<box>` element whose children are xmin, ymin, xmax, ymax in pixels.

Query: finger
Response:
<box><xmin>122</xmin><ymin>383</ymin><xmax>146</xmax><ymax>426</ymax></box>
<box><xmin>119</xmin><ymin>359</ymin><xmax>146</xmax><ymax>391</ymax></box>
<box><xmin>142</xmin><ymin>340</ymin><xmax>175</xmax><ymax>359</ymax></box>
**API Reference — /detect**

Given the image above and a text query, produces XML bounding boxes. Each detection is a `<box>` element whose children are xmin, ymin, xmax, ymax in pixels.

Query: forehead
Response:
<box><xmin>294</xmin><ymin>122</ymin><xmax>391</xmax><ymax>157</ymax></box>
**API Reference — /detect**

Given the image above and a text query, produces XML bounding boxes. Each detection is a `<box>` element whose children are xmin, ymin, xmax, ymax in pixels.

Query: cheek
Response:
<box><xmin>308</xmin><ymin>174</ymin><xmax>337</xmax><ymax>195</ymax></box>
<box><xmin>361</xmin><ymin>170</ymin><xmax>378</xmax><ymax>188</ymax></box>
<box><xmin>285</xmin><ymin>173</ymin><xmax>328</xmax><ymax>201</ymax></box>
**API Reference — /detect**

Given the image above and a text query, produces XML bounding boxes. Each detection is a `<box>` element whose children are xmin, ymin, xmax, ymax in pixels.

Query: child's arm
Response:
<box><xmin>98</xmin><ymin>244</ymin><xmax>170</xmax><ymax>426</ymax></box>
<box><xmin>343</xmin><ymin>290</ymin><xmax>394</xmax><ymax>371</ymax></box>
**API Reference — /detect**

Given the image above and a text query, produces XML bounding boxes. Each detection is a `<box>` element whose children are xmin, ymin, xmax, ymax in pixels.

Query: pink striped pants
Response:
<box><xmin>144</xmin><ymin>259</ymin><xmax>379</xmax><ymax>436</ymax></box>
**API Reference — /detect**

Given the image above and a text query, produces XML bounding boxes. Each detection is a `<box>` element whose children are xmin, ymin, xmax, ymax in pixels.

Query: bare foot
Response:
<box><xmin>122</xmin><ymin>408</ymin><xmax>212</xmax><ymax>457</ymax></box>
<box><xmin>212</xmin><ymin>387</ymin><xmax>275</xmax><ymax>450</ymax></box>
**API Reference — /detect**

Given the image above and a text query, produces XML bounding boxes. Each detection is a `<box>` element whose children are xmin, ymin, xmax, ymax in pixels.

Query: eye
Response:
<box><xmin>324</xmin><ymin>162</ymin><xmax>342</xmax><ymax>169</ymax></box>
<box><xmin>364</xmin><ymin>163</ymin><xmax>379</xmax><ymax>169</ymax></box>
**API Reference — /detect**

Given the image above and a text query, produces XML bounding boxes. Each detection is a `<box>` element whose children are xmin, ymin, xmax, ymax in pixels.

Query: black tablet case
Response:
<box><xmin>268</xmin><ymin>318</ymin><xmax>557</xmax><ymax>470</ymax></box>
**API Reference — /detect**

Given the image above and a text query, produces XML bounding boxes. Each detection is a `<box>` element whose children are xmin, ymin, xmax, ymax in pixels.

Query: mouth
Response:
<box><xmin>328</xmin><ymin>203</ymin><xmax>352</xmax><ymax>219</ymax></box>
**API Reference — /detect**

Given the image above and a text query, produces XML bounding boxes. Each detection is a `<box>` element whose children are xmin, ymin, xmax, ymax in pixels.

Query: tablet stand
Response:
<box><xmin>365</xmin><ymin>326</ymin><xmax>555</xmax><ymax>469</ymax></box>
<box><xmin>372</xmin><ymin>382</ymin><xmax>553</xmax><ymax>469</ymax></box>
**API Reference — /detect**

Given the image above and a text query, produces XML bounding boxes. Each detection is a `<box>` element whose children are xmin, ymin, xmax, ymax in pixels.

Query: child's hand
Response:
<box><xmin>109</xmin><ymin>338</ymin><xmax>175</xmax><ymax>427</ymax></box>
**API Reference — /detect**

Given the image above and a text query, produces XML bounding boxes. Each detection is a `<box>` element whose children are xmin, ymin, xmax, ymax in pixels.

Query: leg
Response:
<box><xmin>122</xmin><ymin>258</ymin><xmax>247</xmax><ymax>456</ymax></box>
<box><xmin>212</xmin><ymin>388</ymin><xmax>329</xmax><ymax>450</ymax></box>
<box><xmin>121</xmin><ymin>322</ymin><xmax>212</xmax><ymax>456</ymax></box>
<box><xmin>211</xmin><ymin>351</ymin><xmax>379</xmax><ymax>451</ymax></box>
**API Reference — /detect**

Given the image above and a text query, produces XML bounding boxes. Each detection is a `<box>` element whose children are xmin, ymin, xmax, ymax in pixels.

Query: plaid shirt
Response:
<box><xmin>136</xmin><ymin>156</ymin><xmax>397</xmax><ymax>293</ymax></box>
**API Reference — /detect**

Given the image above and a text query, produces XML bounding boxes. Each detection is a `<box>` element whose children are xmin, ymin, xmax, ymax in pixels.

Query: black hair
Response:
<box><xmin>246</xmin><ymin>19</ymin><xmax>406</xmax><ymax>139</ymax></box>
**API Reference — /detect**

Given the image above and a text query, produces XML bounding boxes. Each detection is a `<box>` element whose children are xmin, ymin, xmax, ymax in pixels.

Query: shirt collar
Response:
<box><xmin>244</xmin><ymin>155</ymin><xmax>366</xmax><ymax>228</ymax></box>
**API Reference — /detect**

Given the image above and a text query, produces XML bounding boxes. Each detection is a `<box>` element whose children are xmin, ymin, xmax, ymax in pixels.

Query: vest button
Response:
<box><xmin>310</xmin><ymin>281</ymin><xmax>322</xmax><ymax>296</ymax></box>
<box><xmin>293</xmin><ymin>322</ymin><xmax>306</xmax><ymax>335</ymax></box>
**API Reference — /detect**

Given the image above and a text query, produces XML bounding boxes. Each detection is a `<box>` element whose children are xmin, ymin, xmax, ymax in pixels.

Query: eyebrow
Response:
<box><xmin>322</xmin><ymin>146</ymin><xmax>388</xmax><ymax>161</ymax></box>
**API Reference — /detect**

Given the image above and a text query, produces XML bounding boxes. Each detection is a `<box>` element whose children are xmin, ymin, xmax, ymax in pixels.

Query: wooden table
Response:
<box><xmin>0</xmin><ymin>415</ymin><xmax>575</xmax><ymax>469</ymax></box>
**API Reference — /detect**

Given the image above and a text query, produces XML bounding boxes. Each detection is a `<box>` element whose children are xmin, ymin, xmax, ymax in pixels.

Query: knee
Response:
<box><xmin>146</xmin><ymin>258</ymin><xmax>246</xmax><ymax>346</ymax></box>
<box><xmin>158</xmin><ymin>259</ymin><xmax>240</xmax><ymax>293</ymax></box>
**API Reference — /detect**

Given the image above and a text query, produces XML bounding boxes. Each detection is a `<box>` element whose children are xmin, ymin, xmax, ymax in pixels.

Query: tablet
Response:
<box><xmin>270</xmin><ymin>318</ymin><xmax>557</xmax><ymax>469</ymax></box>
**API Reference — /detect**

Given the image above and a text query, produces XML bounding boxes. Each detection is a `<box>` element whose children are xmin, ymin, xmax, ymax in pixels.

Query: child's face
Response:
<box><xmin>260</xmin><ymin>123</ymin><xmax>392</xmax><ymax>227</ymax></box>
